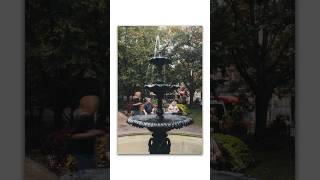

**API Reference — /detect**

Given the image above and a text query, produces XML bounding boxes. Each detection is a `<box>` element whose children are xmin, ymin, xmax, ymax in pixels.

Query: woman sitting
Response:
<box><xmin>167</xmin><ymin>100</ymin><xmax>180</xmax><ymax>114</ymax></box>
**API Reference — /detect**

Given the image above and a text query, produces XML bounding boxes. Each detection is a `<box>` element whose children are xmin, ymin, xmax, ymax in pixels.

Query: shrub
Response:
<box><xmin>43</xmin><ymin>131</ymin><xmax>109</xmax><ymax>173</ymax></box>
<box><xmin>213</xmin><ymin>133</ymin><xmax>254</xmax><ymax>172</ymax></box>
<box><xmin>152</xmin><ymin>99</ymin><xmax>158</xmax><ymax>105</ymax></box>
<box><xmin>177</xmin><ymin>103</ymin><xmax>190</xmax><ymax>115</ymax></box>
<box><xmin>65</xmin><ymin>136</ymin><xmax>109</xmax><ymax>172</ymax></box>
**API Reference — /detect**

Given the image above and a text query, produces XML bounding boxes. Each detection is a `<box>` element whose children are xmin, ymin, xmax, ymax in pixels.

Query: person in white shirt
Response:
<box><xmin>167</xmin><ymin>100</ymin><xmax>180</xmax><ymax>114</ymax></box>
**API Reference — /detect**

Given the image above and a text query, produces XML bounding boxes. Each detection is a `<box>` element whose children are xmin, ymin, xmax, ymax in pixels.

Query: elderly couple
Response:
<box><xmin>131</xmin><ymin>96</ymin><xmax>155</xmax><ymax>116</ymax></box>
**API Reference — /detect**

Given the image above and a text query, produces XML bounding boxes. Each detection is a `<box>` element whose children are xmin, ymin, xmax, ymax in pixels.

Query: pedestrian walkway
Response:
<box><xmin>211</xmin><ymin>169</ymin><xmax>257</xmax><ymax>180</ymax></box>
<box><xmin>24</xmin><ymin>158</ymin><xmax>58</xmax><ymax>180</ymax></box>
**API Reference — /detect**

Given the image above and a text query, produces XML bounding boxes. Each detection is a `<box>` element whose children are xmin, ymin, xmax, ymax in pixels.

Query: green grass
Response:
<box><xmin>188</xmin><ymin>106</ymin><xmax>202</xmax><ymax>127</ymax></box>
<box><xmin>210</xmin><ymin>132</ymin><xmax>295</xmax><ymax>180</ymax></box>
<box><xmin>245</xmin><ymin>146</ymin><xmax>295</xmax><ymax>180</ymax></box>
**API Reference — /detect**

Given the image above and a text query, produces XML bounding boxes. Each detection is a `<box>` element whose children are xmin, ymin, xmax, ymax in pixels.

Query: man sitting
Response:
<box><xmin>143</xmin><ymin>97</ymin><xmax>154</xmax><ymax>115</ymax></box>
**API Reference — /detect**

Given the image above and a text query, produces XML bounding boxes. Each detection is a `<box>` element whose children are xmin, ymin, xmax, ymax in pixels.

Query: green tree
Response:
<box><xmin>211</xmin><ymin>0</ymin><xmax>295</xmax><ymax>138</ymax></box>
<box><xmin>118</xmin><ymin>26</ymin><xmax>202</xmax><ymax>106</ymax></box>
<box><xmin>167</xmin><ymin>26</ymin><xmax>202</xmax><ymax>105</ymax></box>
<box><xmin>26</xmin><ymin>0</ymin><xmax>109</xmax><ymax>129</ymax></box>
<box><xmin>118</xmin><ymin>26</ymin><xmax>159</xmax><ymax>99</ymax></box>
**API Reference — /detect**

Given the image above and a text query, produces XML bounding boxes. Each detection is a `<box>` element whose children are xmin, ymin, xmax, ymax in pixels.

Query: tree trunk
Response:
<box><xmin>254</xmin><ymin>89</ymin><xmax>272</xmax><ymax>141</ymax></box>
<box><xmin>54</xmin><ymin>107</ymin><xmax>63</xmax><ymax>130</ymax></box>
<box><xmin>189</xmin><ymin>90</ymin><xmax>195</xmax><ymax>106</ymax></box>
<box><xmin>100</xmin><ymin>85</ymin><xmax>108</xmax><ymax>119</ymax></box>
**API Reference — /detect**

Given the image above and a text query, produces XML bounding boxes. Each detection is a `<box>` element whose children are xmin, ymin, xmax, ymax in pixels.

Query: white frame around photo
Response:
<box><xmin>110</xmin><ymin>0</ymin><xmax>210</xmax><ymax>180</ymax></box>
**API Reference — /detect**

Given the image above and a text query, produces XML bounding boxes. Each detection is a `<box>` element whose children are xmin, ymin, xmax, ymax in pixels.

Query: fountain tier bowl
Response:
<box><xmin>127</xmin><ymin>114</ymin><xmax>193</xmax><ymax>131</ymax></box>
<box><xmin>149</xmin><ymin>57</ymin><xmax>171</xmax><ymax>66</ymax></box>
<box><xmin>144</xmin><ymin>84</ymin><xmax>179</xmax><ymax>94</ymax></box>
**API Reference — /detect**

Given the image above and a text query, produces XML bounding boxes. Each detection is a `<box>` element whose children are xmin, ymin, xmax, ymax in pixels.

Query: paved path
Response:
<box><xmin>211</xmin><ymin>170</ymin><xmax>257</xmax><ymax>180</ymax></box>
<box><xmin>24</xmin><ymin>158</ymin><xmax>58</xmax><ymax>180</ymax></box>
<box><xmin>60</xmin><ymin>169</ymin><xmax>110</xmax><ymax>180</ymax></box>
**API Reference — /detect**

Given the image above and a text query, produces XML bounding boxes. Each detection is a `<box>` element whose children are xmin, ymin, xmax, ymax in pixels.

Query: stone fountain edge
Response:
<box><xmin>117</xmin><ymin>132</ymin><xmax>202</xmax><ymax>138</ymax></box>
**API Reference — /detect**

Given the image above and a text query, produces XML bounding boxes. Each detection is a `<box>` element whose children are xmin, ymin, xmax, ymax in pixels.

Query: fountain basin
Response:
<box><xmin>127</xmin><ymin>114</ymin><xmax>192</xmax><ymax>131</ymax></box>
<box><xmin>149</xmin><ymin>57</ymin><xmax>171</xmax><ymax>66</ymax></box>
<box><xmin>144</xmin><ymin>84</ymin><xmax>179</xmax><ymax>95</ymax></box>
<box><xmin>118</xmin><ymin>134</ymin><xmax>202</xmax><ymax>154</ymax></box>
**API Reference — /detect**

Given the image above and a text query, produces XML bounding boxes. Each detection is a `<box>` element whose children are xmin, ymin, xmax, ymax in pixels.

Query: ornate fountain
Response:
<box><xmin>127</xmin><ymin>36</ymin><xmax>193</xmax><ymax>154</ymax></box>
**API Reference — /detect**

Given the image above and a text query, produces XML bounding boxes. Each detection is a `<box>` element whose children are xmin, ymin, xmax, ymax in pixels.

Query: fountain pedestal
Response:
<box><xmin>148</xmin><ymin>130</ymin><xmax>171</xmax><ymax>154</ymax></box>
<box><xmin>127</xmin><ymin>113</ymin><xmax>192</xmax><ymax>154</ymax></box>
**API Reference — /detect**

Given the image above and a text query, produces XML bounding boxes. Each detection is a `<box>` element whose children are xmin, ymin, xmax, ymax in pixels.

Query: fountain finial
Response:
<box><xmin>154</xmin><ymin>35</ymin><xmax>161</xmax><ymax>58</ymax></box>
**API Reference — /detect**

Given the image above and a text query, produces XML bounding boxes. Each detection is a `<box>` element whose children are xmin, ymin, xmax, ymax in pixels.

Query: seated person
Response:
<box><xmin>68</xmin><ymin>114</ymin><xmax>105</xmax><ymax>170</ymax></box>
<box><xmin>67</xmin><ymin>95</ymin><xmax>106</xmax><ymax>170</ymax></box>
<box><xmin>178</xmin><ymin>84</ymin><xmax>188</xmax><ymax>104</ymax></box>
<box><xmin>167</xmin><ymin>100</ymin><xmax>180</xmax><ymax>114</ymax></box>
<box><xmin>131</xmin><ymin>96</ymin><xmax>143</xmax><ymax>116</ymax></box>
<box><xmin>210</xmin><ymin>139</ymin><xmax>222</xmax><ymax>163</ymax></box>
<box><xmin>143</xmin><ymin>97</ymin><xmax>154</xmax><ymax>115</ymax></box>
<box><xmin>134</xmin><ymin>91</ymin><xmax>142</xmax><ymax>100</ymax></box>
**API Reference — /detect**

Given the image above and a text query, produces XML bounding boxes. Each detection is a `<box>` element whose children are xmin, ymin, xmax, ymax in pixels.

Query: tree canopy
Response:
<box><xmin>26</xmin><ymin>0</ymin><xmax>109</xmax><ymax>128</ymax></box>
<box><xmin>211</xmin><ymin>0</ymin><xmax>295</xmax><ymax>137</ymax></box>
<box><xmin>118</xmin><ymin>26</ymin><xmax>202</xmax><ymax>105</ymax></box>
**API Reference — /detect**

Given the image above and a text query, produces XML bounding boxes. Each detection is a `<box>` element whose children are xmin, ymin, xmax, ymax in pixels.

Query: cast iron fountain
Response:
<box><xmin>127</xmin><ymin>36</ymin><xmax>193</xmax><ymax>154</ymax></box>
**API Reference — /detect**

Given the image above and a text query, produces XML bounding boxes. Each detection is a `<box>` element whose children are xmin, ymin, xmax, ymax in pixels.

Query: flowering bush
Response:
<box><xmin>42</xmin><ymin>129</ymin><xmax>109</xmax><ymax>173</ymax></box>
<box><xmin>177</xmin><ymin>104</ymin><xmax>190</xmax><ymax>116</ymax></box>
